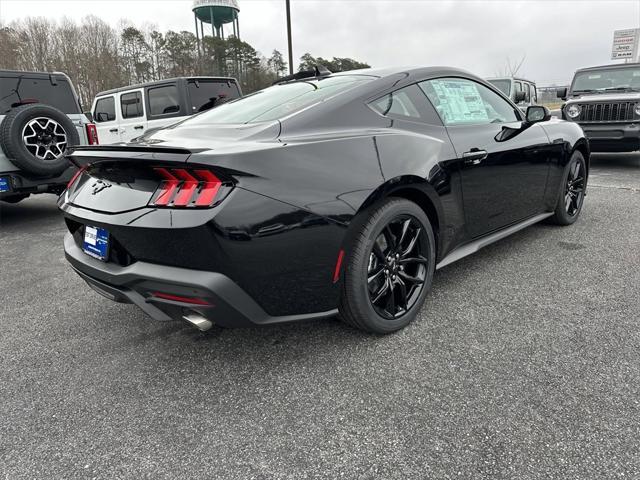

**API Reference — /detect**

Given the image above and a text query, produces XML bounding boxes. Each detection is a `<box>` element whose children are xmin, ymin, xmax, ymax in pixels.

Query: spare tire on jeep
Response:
<box><xmin>0</xmin><ymin>103</ymin><xmax>79</xmax><ymax>176</ymax></box>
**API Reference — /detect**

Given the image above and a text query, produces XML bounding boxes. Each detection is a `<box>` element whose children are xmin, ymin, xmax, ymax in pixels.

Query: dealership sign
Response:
<box><xmin>611</xmin><ymin>28</ymin><xmax>639</xmax><ymax>60</ymax></box>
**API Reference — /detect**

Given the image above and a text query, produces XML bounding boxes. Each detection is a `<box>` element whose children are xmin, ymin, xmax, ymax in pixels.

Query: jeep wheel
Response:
<box><xmin>0</xmin><ymin>104</ymin><xmax>79</xmax><ymax>176</ymax></box>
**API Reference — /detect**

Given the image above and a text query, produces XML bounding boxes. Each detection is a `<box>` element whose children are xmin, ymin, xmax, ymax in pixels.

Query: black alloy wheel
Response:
<box><xmin>565</xmin><ymin>158</ymin><xmax>585</xmax><ymax>217</ymax></box>
<box><xmin>339</xmin><ymin>198</ymin><xmax>436</xmax><ymax>334</ymax></box>
<box><xmin>550</xmin><ymin>150</ymin><xmax>587</xmax><ymax>226</ymax></box>
<box><xmin>367</xmin><ymin>215</ymin><xmax>428</xmax><ymax>319</ymax></box>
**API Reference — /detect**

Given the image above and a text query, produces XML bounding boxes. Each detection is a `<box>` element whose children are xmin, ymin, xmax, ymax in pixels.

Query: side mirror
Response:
<box><xmin>556</xmin><ymin>87</ymin><xmax>567</xmax><ymax>100</ymax></box>
<box><xmin>84</xmin><ymin>111</ymin><xmax>94</xmax><ymax>123</ymax></box>
<box><xmin>514</xmin><ymin>91</ymin><xmax>526</xmax><ymax>103</ymax></box>
<box><xmin>525</xmin><ymin>105</ymin><xmax>551</xmax><ymax>124</ymax></box>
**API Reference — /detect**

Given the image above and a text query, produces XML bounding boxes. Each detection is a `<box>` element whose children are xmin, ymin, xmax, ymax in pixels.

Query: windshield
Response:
<box><xmin>572</xmin><ymin>67</ymin><xmax>640</xmax><ymax>93</ymax></box>
<box><xmin>182</xmin><ymin>75</ymin><xmax>374</xmax><ymax>125</ymax></box>
<box><xmin>488</xmin><ymin>79</ymin><xmax>511</xmax><ymax>97</ymax></box>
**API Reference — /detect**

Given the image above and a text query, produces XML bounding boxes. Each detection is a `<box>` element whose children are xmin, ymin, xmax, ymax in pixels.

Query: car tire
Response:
<box><xmin>0</xmin><ymin>104</ymin><xmax>79</xmax><ymax>176</ymax></box>
<box><xmin>549</xmin><ymin>150</ymin><xmax>586</xmax><ymax>226</ymax></box>
<box><xmin>338</xmin><ymin>198</ymin><xmax>436</xmax><ymax>334</ymax></box>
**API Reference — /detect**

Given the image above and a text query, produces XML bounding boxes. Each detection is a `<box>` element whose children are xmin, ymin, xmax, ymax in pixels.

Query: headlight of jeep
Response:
<box><xmin>635</xmin><ymin>103</ymin><xmax>640</xmax><ymax>116</ymax></box>
<box><xmin>566</xmin><ymin>104</ymin><xmax>581</xmax><ymax>119</ymax></box>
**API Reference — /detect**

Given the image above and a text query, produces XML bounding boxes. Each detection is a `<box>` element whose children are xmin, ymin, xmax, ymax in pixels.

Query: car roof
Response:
<box><xmin>95</xmin><ymin>76</ymin><xmax>239</xmax><ymax>97</ymax></box>
<box><xmin>575</xmin><ymin>62</ymin><xmax>640</xmax><ymax>73</ymax></box>
<box><xmin>328</xmin><ymin>66</ymin><xmax>492</xmax><ymax>85</ymax></box>
<box><xmin>486</xmin><ymin>76</ymin><xmax>536</xmax><ymax>84</ymax></box>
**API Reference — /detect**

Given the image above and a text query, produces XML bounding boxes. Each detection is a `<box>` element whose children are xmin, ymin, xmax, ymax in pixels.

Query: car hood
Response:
<box><xmin>567</xmin><ymin>92</ymin><xmax>640</xmax><ymax>103</ymax></box>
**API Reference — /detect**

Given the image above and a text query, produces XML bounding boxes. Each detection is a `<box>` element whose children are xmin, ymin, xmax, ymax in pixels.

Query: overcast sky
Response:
<box><xmin>1</xmin><ymin>0</ymin><xmax>639</xmax><ymax>85</ymax></box>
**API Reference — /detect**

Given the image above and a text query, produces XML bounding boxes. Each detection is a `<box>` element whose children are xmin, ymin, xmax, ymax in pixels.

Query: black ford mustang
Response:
<box><xmin>59</xmin><ymin>66</ymin><xmax>589</xmax><ymax>334</ymax></box>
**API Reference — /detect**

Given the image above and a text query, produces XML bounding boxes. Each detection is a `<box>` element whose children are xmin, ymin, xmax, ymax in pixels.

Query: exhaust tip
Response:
<box><xmin>183</xmin><ymin>313</ymin><xmax>213</xmax><ymax>332</ymax></box>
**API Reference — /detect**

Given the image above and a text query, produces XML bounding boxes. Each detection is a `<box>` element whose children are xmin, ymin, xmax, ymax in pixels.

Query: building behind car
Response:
<box><xmin>92</xmin><ymin>76</ymin><xmax>242</xmax><ymax>144</ymax></box>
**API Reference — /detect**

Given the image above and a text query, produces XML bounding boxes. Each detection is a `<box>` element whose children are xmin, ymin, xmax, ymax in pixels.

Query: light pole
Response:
<box><xmin>286</xmin><ymin>0</ymin><xmax>294</xmax><ymax>74</ymax></box>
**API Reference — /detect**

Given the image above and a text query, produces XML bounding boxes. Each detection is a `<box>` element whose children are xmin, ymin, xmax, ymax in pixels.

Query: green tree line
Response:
<box><xmin>0</xmin><ymin>16</ymin><xmax>370</xmax><ymax>109</ymax></box>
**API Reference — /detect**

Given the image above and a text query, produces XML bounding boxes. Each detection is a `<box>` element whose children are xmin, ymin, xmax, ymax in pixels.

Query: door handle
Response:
<box><xmin>134</xmin><ymin>125</ymin><xmax>144</xmax><ymax>130</ymax></box>
<box><xmin>462</xmin><ymin>149</ymin><xmax>488</xmax><ymax>165</ymax></box>
<box><xmin>109</xmin><ymin>128</ymin><xmax>118</xmax><ymax>133</ymax></box>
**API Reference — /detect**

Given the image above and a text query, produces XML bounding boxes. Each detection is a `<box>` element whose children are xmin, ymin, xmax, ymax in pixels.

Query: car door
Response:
<box><xmin>92</xmin><ymin>95</ymin><xmax>120</xmax><ymax>145</ymax></box>
<box><xmin>419</xmin><ymin>77</ymin><xmax>551</xmax><ymax>238</ymax></box>
<box><xmin>118</xmin><ymin>89</ymin><xmax>147</xmax><ymax>142</ymax></box>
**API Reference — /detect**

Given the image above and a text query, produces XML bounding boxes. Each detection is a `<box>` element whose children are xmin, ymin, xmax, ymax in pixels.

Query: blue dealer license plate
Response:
<box><xmin>0</xmin><ymin>177</ymin><xmax>10</xmax><ymax>193</ymax></box>
<box><xmin>82</xmin><ymin>226</ymin><xmax>110</xmax><ymax>261</ymax></box>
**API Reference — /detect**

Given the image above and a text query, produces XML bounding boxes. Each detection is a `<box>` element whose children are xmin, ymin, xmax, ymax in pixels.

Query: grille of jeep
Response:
<box><xmin>577</xmin><ymin>102</ymin><xmax>636</xmax><ymax>122</ymax></box>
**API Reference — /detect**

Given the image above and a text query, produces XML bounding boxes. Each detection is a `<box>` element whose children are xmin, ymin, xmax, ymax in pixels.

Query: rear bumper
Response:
<box><xmin>64</xmin><ymin>232</ymin><xmax>337</xmax><ymax>328</ymax></box>
<box><xmin>578</xmin><ymin>123</ymin><xmax>640</xmax><ymax>152</ymax></box>
<box><xmin>0</xmin><ymin>166</ymin><xmax>75</xmax><ymax>198</ymax></box>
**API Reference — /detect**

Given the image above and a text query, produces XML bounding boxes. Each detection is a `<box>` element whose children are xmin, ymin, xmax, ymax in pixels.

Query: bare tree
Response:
<box><xmin>495</xmin><ymin>55</ymin><xmax>527</xmax><ymax>77</ymax></box>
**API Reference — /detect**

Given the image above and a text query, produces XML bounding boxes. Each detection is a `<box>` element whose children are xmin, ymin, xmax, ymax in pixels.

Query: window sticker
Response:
<box><xmin>588</xmin><ymin>74</ymin><xmax>602</xmax><ymax>79</ymax></box>
<box><xmin>430</xmin><ymin>79</ymin><xmax>488</xmax><ymax>124</ymax></box>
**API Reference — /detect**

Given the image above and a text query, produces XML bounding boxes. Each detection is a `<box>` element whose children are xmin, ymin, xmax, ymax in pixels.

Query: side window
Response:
<box><xmin>523</xmin><ymin>83</ymin><xmax>531</xmax><ymax>103</ymax></box>
<box><xmin>514</xmin><ymin>81</ymin><xmax>523</xmax><ymax>102</ymax></box>
<box><xmin>530</xmin><ymin>84</ymin><xmax>537</xmax><ymax>103</ymax></box>
<box><xmin>370</xmin><ymin>86</ymin><xmax>422</xmax><ymax>119</ymax></box>
<box><xmin>368</xmin><ymin>84</ymin><xmax>443</xmax><ymax>125</ymax></box>
<box><xmin>120</xmin><ymin>91</ymin><xmax>143</xmax><ymax>119</ymax></box>
<box><xmin>148</xmin><ymin>85</ymin><xmax>180</xmax><ymax>117</ymax></box>
<box><xmin>94</xmin><ymin>96</ymin><xmax>116</xmax><ymax>123</ymax></box>
<box><xmin>419</xmin><ymin>78</ymin><xmax>519</xmax><ymax>126</ymax></box>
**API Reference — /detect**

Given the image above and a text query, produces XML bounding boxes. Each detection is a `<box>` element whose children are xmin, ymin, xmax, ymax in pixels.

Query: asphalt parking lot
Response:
<box><xmin>1</xmin><ymin>154</ymin><xmax>639</xmax><ymax>479</ymax></box>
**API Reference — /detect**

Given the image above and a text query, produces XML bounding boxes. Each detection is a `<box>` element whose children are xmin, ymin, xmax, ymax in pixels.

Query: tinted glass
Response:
<box><xmin>420</xmin><ymin>78</ymin><xmax>519</xmax><ymax>126</ymax></box>
<box><xmin>370</xmin><ymin>86</ymin><xmax>422</xmax><ymax>119</ymax></box>
<box><xmin>523</xmin><ymin>83</ymin><xmax>530</xmax><ymax>102</ymax></box>
<box><xmin>0</xmin><ymin>76</ymin><xmax>79</xmax><ymax>114</ymax></box>
<box><xmin>183</xmin><ymin>75</ymin><xmax>374</xmax><ymax>125</ymax></box>
<box><xmin>531</xmin><ymin>84</ymin><xmax>537</xmax><ymax>102</ymax></box>
<box><xmin>488</xmin><ymin>79</ymin><xmax>511</xmax><ymax>97</ymax></box>
<box><xmin>188</xmin><ymin>80</ymin><xmax>241</xmax><ymax>113</ymax></box>
<box><xmin>120</xmin><ymin>91</ymin><xmax>143</xmax><ymax>119</ymax></box>
<box><xmin>514</xmin><ymin>82</ymin><xmax>522</xmax><ymax>93</ymax></box>
<box><xmin>572</xmin><ymin>67</ymin><xmax>640</xmax><ymax>92</ymax></box>
<box><xmin>94</xmin><ymin>96</ymin><xmax>116</xmax><ymax>123</ymax></box>
<box><xmin>148</xmin><ymin>85</ymin><xmax>181</xmax><ymax>116</ymax></box>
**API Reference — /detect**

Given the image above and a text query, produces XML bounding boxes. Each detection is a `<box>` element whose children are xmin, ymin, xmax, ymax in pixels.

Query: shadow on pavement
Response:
<box><xmin>0</xmin><ymin>194</ymin><xmax>62</xmax><ymax>229</ymax></box>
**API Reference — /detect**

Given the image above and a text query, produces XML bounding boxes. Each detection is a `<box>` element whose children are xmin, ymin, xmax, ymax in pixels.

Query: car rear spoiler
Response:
<box><xmin>66</xmin><ymin>145</ymin><xmax>200</xmax><ymax>168</ymax></box>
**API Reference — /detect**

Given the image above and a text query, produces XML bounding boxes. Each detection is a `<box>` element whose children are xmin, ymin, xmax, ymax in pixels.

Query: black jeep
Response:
<box><xmin>558</xmin><ymin>63</ymin><xmax>640</xmax><ymax>152</ymax></box>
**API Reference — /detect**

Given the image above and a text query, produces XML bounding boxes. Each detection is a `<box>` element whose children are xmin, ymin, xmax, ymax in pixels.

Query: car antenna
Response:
<box><xmin>272</xmin><ymin>64</ymin><xmax>332</xmax><ymax>85</ymax></box>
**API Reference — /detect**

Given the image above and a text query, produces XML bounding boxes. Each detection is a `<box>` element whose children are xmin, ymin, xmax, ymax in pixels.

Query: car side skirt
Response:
<box><xmin>436</xmin><ymin>212</ymin><xmax>554</xmax><ymax>270</ymax></box>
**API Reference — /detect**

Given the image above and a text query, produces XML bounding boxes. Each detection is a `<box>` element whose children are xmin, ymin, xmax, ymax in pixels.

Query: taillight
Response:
<box><xmin>86</xmin><ymin>123</ymin><xmax>99</xmax><ymax>145</ymax></box>
<box><xmin>66</xmin><ymin>165</ymin><xmax>87</xmax><ymax>189</ymax></box>
<box><xmin>151</xmin><ymin>167</ymin><xmax>222</xmax><ymax>208</ymax></box>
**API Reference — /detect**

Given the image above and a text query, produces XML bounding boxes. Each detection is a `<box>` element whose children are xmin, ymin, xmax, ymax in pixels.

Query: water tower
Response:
<box><xmin>193</xmin><ymin>0</ymin><xmax>240</xmax><ymax>46</ymax></box>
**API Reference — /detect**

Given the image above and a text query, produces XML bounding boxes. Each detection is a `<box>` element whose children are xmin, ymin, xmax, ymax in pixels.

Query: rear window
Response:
<box><xmin>183</xmin><ymin>75</ymin><xmax>374</xmax><ymax>125</ymax></box>
<box><xmin>188</xmin><ymin>80</ymin><xmax>241</xmax><ymax>113</ymax></box>
<box><xmin>148</xmin><ymin>85</ymin><xmax>181</xmax><ymax>116</ymax></box>
<box><xmin>0</xmin><ymin>75</ymin><xmax>80</xmax><ymax>114</ymax></box>
<box><xmin>94</xmin><ymin>96</ymin><xmax>116</xmax><ymax>122</ymax></box>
